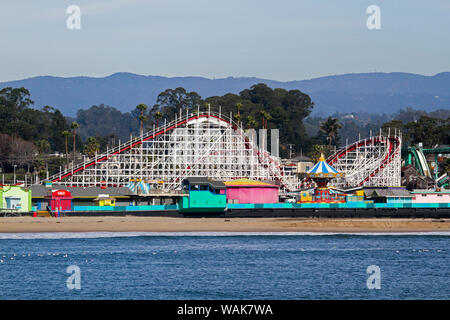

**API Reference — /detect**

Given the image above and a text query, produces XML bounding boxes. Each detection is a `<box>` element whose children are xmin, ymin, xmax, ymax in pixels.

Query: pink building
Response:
<box><xmin>411</xmin><ymin>190</ymin><xmax>450</xmax><ymax>203</ymax></box>
<box><xmin>224</xmin><ymin>179</ymin><xmax>279</xmax><ymax>204</ymax></box>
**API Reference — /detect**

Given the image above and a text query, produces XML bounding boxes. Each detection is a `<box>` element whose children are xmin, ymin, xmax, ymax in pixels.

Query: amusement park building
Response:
<box><xmin>411</xmin><ymin>190</ymin><xmax>450</xmax><ymax>204</ymax></box>
<box><xmin>224</xmin><ymin>178</ymin><xmax>279</xmax><ymax>204</ymax></box>
<box><xmin>0</xmin><ymin>185</ymin><xmax>32</xmax><ymax>213</ymax></box>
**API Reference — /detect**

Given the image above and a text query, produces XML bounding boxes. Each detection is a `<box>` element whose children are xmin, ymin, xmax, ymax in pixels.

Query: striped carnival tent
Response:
<box><xmin>307</xmin><ymin>154</ymin><xmax>343</xmax><ymax>178</ymax></box>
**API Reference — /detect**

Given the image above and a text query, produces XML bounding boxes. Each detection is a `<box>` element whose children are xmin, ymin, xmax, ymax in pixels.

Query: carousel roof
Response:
<box><xmin>307</xmin><ymin>154</ymin><xmax>342</xmax><ymax>178</ymax></box>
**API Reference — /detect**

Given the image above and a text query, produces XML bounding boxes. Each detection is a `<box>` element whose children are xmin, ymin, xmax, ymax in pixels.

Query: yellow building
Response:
<box><xmin>300</xmin><ymin>191</ymin><xmax>312</xmax><ymax>202</ymax></box>
<box><xmin>93</xmin><ymin>194</ymin><xmax>116</xmax><ymax>206</ymax></box>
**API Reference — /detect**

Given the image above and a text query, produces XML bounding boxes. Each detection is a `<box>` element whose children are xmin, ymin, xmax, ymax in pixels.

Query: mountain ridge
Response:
<box><xmin>1</xmin><ymin>71</ymin><xmax>449</xmax><ymax>116</ymax></box>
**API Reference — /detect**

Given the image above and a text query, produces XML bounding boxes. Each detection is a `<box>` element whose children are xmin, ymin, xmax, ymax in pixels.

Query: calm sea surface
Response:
<box><xmin>0</xmin><ymin>232</ymin><xmax>449</xmax><ymax>300</ymax></box>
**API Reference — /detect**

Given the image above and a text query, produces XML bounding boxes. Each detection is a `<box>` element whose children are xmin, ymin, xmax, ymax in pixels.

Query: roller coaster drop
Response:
<box><xmin>325</xmin><ymin>132</ymin><xmax>402</xmax><ymax>188</ymax></box>
<box><xmin>50</xmin><ymin>111</ymin><xmax>401</xmax><ymax>192</ymax></box>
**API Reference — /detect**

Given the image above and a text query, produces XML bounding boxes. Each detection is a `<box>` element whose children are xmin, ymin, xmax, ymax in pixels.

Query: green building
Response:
<box><xmin>0</xmin><ymin>185</ymin><xmax>32</xmax><ymax>213</ymax></box>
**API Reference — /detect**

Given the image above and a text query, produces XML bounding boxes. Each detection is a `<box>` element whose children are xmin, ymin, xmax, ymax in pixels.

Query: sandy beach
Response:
<box><xmin>0</xmin><ymin>216</ymin><xmax>449</xmax><ymax>233</ymax></box>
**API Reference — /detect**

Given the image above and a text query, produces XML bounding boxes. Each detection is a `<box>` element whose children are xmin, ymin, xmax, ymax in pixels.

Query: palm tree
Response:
<box><xmin>264</xmin><ymin>111</ymin><xmax>271</xmax><ymax>129</ymax></box>
<box><xmin>235</xmin><ymin>102</ymin><xmax>243</xmax><ymax>117</ymax></box>
<box><xmin>260</xmin><ymin>111</ymin><xmax>271</xmax><ymax>129</ymax></box>
<box><xmin>246</xmin><ymin>115</ymin><xmax>257</xmax><ymax>129</ymax></box>
<box><xmin>36</xmin><ymin>139</ymin><xmax>50</xmax><ymax>154</ymax></box>
<box><xmin>155</xmin><ymin>111</ymin><xmax>162</xmax><ymax>128</ymax></box>
<box><xmin>61</xmin><ymin>130</ymin><xmax>70</xmax><ymax>167</ymax></box>
<box><xmin>136</xmin><ymin>103</ymin><xmax>148</xmax><ymax>136</ymax></box>
<box><xmin>320</xmin><ymin>117</ymin><xmax>342</xmax><ymax>146</ymax></box>
<box><xmin>138</xmin><ymin>115</ymin><xmax>147</xmax><ymax>136</ymax></box>
<box><xmin>83</xmin><ymin>137</ymin><xmax>100</xmax><ymax>158</ymax></box>
<box><xmin>70</xmin><ymin>122</ymin><xmax>79</xmax><ymax>162</ymax></box>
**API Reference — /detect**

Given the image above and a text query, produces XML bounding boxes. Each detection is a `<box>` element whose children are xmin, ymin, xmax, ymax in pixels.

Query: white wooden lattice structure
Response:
<box><xmin>50</xmin><ymin>110</ymin><xmax>299</xmax><ymax>192</ymax></box>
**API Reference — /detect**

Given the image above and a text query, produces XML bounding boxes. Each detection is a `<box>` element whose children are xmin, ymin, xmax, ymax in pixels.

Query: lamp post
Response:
<box><xmin>13</xmin><ymin>165</ymin><xmax>17</xmax><ymax>185</ymax></box>
<box><xmin>25</xmin><ymin>171</ymin><xmax>31</xmax><ymax>188</ymax></box>
<box><xmin>287</xmin><ymin>144</ymin><xmax>294</xmax><ymax>160</ymax></box>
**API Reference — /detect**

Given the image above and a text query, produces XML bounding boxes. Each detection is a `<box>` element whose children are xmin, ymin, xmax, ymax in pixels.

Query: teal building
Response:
<box><xmin>179</xmin><ymin>177</ymin><xmax>227</xmax><ymax>212</ymax></box>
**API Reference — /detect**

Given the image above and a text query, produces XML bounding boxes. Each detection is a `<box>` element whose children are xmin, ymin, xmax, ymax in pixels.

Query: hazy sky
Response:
<box><xmin>1</xmin><ymin>0</ymin><xmax>449</xmax><ymax>82</ymax></box>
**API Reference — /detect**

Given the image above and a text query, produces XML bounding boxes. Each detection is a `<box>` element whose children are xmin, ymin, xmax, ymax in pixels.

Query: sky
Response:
<box><xmin>0</xmin><ymin>0</ymin><xmax>449</xmax><ymax>82</ymax></box>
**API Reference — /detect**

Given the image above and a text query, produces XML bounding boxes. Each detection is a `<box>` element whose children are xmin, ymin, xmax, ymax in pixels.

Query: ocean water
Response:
<box><xmin>0</xmin><ymin>232</ymin><xmax>449</xmax><ymax>300</ymax></box>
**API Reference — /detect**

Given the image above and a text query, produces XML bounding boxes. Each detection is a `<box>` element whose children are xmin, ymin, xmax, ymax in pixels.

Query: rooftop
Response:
<box><xmin>183</xmin><ymin>177</ymin><xmax>226</xmax><ymax>190</ymax></box>
<box><xmin>224</xmin><ymin>178</ymin><xmax>278</xmax><ymax>188</ymax></box>
<box><xmin>365</xmin><ymin>188</ymin><xmax>413</xmax><ymax>198</ymax></box>
<box><xmin>288</xmin><ymin>154</ymin><xmax>312</xmax><ymax>162</ymax></box>
<box><xmin>411</xmin><ymin>190</ymin><xmax>450</xmax><ymax>194</ymax></box>
<box><xmin>29</xmin><ymin>184</ymin><xmax>133</xmax><ymax>198</ymax></box>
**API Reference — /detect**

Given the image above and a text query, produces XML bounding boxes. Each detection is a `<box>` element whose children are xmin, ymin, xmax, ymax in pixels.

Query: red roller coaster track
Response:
<box><xmin>303</xmin><ymin>135</ymin><xmax>401</xmax><ymax>188</ymax></box>
<box><xmin>52</xmin><ymin>114</ymin><xmax>237</xmax><ymax>183</ymax></box>
<box><xmin>50</xmin><ymin>112</ymin><xmax>295</xmax><ymax>189</ymax></box>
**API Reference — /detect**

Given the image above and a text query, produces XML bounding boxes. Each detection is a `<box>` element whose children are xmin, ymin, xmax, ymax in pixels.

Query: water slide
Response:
<box><xmin>406</xmin><ymin>147</ymin><xmax>432</xmax><ymax>178</ymax></box>
<box><xmin>437</xmin><ymin>173</ymin><xmax>449</xmax><ymax>188</ymax></box>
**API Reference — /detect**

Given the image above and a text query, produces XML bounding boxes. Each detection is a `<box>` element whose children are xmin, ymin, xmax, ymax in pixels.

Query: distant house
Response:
<box><xmin>407</xmin><ymin>176</ymin><xmax>435</xmax><ymax>191</ymax></box>
<box><xmin>401</xmin><ymin>164</ymin><xmax>437</xmax><ymax>190</ymax></box>
<box><xmin>284</xmin><ymin>155</ymin><xmax>315</xmax><ymax>175</ymax></box>
<box><xmin>402</xmin><ymin>165</ymin><xmax>417</xmax><ymax>182</ymax></box>
<box><xmin>297</xmin><ymin>161</ymin><xmax>315</xmax><ymax>174</ymax></box>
